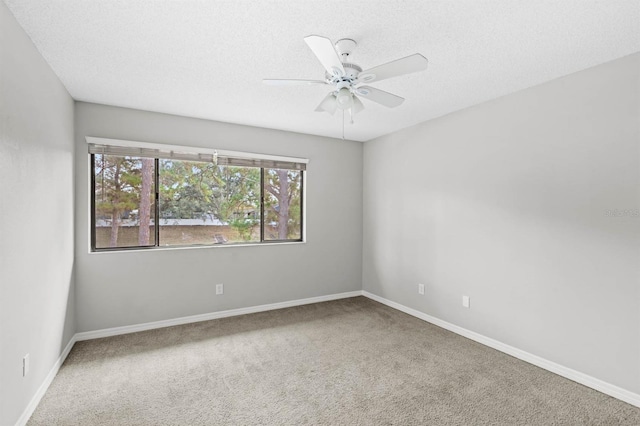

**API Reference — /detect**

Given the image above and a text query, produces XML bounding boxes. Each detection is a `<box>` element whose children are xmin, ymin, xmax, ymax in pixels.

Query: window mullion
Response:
<box><xmin>154</xmin><ymin>158</ymin><xmax>160</xmax><ymax>247</ymax></box>
<box><xmin>260</xmin><ymin>168</ymin><xmax>265</xmax><ymax>242</ymax></box>
<box><xmin>300</xmin><ymin>171</ymin><xmax>304</xmax><ymax>241</ymax></box>
<box><xmin>90</xmin><ymin>154</ymin><xmax>97</xmax><ymax>250</ymax></box>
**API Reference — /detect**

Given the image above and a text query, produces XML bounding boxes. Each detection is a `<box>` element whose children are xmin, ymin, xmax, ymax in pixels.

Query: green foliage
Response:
<box><xmin>159</xmin><ymin>160</ymin><xmax>214</xmax><ymax>220</ymax></box>
<box><xmin>94</xmin><ymin>155</ymin><xmax>144</xmax><ymax>219</ymax></box>
<box><xmin>264</xmin><ymin>169</ymin><xmax>302</xmax><ymax>239</ymax></box>
<box><xmin>230</xmin><ymin>218</ymin><xmax>256</xmax><ymax>241</ymax></box>
<box><xmin>159</xmin><ymin>161</ymin><xmax>260</xmax><ymax>225</ymax></box>
<box><xmin>94</xmin><ymin>154</ymin><xmax>301</xmax><ymax>246</ymax></box>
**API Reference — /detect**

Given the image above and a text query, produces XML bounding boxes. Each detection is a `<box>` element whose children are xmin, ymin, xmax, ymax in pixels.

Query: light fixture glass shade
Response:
<box><xmin>315</xmin><ymin>93</ymin><xmax>338</xmax><ymax>115</ymax></box>
<box><xmin>336</xmin><ymin>88</ymin><xmax>353</xmax><ymax>110</ymax></box>
<box><xmin>351</xmin><ymin>95</ymin><xmax>364</xmax><ymax>115</ymax></box>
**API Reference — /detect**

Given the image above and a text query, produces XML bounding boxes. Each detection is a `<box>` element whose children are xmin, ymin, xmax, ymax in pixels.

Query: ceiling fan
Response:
<box><xmin>263</xmin><ymin>35</ymin><xmax>429</xmax><ymax>118</ymax></box>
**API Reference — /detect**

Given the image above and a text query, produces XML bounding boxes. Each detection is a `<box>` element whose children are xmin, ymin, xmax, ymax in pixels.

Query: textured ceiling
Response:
<box><xmin>4</xmin><ymin>1</ymin><xmax>640</xmax><ymax>142</ymax></box>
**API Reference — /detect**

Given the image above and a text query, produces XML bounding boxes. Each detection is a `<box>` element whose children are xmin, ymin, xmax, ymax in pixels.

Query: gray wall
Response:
<box><xmin>0</xmin><ymin>3</ymin><xmax>75</xmax><ymax>425</ymax></box>
<box><xmin>363</xmin><ymin>53</ymin><xmax>640</xmax><ymax>394</ymax></box>
<box><xmin>74</xmin><ymin>102</ymin><xmax>363</xmax><ymax>332</ymax></box>
<box><xmin>2</xmin><ymin>1</ymin><xmax>636</xmax><ymax>419</ymax></box>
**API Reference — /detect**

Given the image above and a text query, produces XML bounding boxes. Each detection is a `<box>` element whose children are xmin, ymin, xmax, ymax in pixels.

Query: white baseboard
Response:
<box><xmin>15</xmin><ymin>290</ymin><xmax>361</xmax><ymax>426</ymax></box>
<box><xmin>16</xmin><ymin>288</ymin><xmax>638</xmax><ymax>426</ymax></box>
<box><xmin>362</xmin><ymin>290</ymin><xmax>640</xmax><ymax>408</ymax></box>
<box><xmin>75</xmin><ymin>290</ymin><xmax>363</xmax><ymax>341</ymax></box>
<box><xmin>15</xmin><ymin>335</ymin><xmax>77</xmax><ymax>426</ymax></box>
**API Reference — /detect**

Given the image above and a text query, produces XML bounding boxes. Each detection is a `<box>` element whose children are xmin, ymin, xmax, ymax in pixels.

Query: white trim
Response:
<box><xmin>15</xmin><ymin>335</ymin><xmax>77</xmax><ymax>426</ymax></box>
<box><xmin>85</xmin><ymin>136</ymin><xmax>309</xmax><ymax>164</ymax></box>
<box><xmin>16</xmin><ymin>289</ymin><xmax>639</xmax><ymax>426</ymax></box>
<box><xmin>16</xmin><ymin>291</ymin><xmax>361</xmax><ymax>425</ymax></box>
<box><xmin>76</xmin><ymin>291</ymin><xmax>362</xmax><ymax>341</ymax></box>
<box><xmin>85</xmin><ymin>135</ymin><xmax>308</xmax><ymax>253</ymax></box>
<box><xmin>88</xmin><ymin>240</ymin><xmax>306</xmax><ymax>255</ymax></box>
<box><xmin>361</xmin><ymin>291</ymin><xmax>640</xmax><ymax>408</ymax></box>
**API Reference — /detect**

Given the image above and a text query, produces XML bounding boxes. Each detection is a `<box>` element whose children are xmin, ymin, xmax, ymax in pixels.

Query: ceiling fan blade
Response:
<box><xmin>355</xmin><ymin>86</ymin><xmax>404</xmax><ymax>108</ymax></box>
<box><xmin>315</xmin><ymin>93</ymin><xmax>337</xmax><ymax>115</ymax></box>
<box><xmin>263</xmin><ymin>79</ymin><xmax>327</xmax><ymax>86</ymax></box>
<box><xmin>304</xmin><ymin>35</ymin><xmax>345</xmax><ymax>77</ymax></box>
<box><xmin>352</xmin><ymin>95</ymin><xmax>365</xmax><ymax>115</ymax></box>
<box><xmin>358</xmin><ymin>54</ymin><xmax>428</xmax><ymax>84</ymax></box>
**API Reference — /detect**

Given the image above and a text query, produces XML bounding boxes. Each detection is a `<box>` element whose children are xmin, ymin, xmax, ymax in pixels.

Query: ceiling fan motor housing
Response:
<box><xmin>326</xmin><ymin>63</ymin><xmax>362</xmax><ymax>84</ymax></box>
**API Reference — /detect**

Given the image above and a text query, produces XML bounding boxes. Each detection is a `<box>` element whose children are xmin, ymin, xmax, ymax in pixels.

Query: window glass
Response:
<box><xmin>91</xmin><ymin>153</ymin><xmax>303</xmax><ymax>251</ymax></box>
<box><xmin>158</xmin><ymin>160</ymin><xmax>260</xmax><ymax>246</ymax></box>
<box><xmin>93</xmin><ymin>154</ymin><xmax>156</xmax><ymax>249</ymax></box>
<box><xmin>263</xmin><ymin>168</ymin><xmax>302</xmax><ymax>241</ymax></box>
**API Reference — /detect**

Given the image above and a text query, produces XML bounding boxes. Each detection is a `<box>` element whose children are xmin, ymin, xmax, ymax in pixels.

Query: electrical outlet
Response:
<box><xmin>462</xmin><ymin>295</ymin><xmax>470</xmax><ymax>308</ymax></box>
<box><xmin>215</xmin><ymin>284</ymin><xmax>224</xmax><ymax>295</ymax></box>
<box><xmin>23</xmin><ymin>354</ymin><xmax>29</xmax><ymax>377</ymax></box>
<box><xmin>418</xmin><ymin>283</ymin><xmax>425</xmax><ymax>295</ymax></box>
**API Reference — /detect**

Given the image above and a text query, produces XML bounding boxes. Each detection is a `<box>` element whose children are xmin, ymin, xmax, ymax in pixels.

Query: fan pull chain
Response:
<box><xmin>342</xmin><ymin>110</ymin><xmax>345</xmax><ymax>140</ymax></box>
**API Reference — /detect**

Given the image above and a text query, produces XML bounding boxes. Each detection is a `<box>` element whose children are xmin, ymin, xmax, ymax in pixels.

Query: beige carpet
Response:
<box><xmin>28</xmin><ymin>297</ymin><xmax>639</xmax><ymax>425</ymax></box>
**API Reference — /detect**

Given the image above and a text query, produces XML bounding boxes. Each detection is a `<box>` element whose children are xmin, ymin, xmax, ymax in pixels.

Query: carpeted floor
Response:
<box><xmin>28</xmin><ymin>297</ymin><xmax>639</xmax><ymax>425</ymax></box>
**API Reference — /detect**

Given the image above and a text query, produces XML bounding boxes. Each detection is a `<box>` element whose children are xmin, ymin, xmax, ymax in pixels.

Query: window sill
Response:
<box><xmin>88</xmin><ymin>240</ymin><xmax>306</xmax><ymax>255</ymax></box>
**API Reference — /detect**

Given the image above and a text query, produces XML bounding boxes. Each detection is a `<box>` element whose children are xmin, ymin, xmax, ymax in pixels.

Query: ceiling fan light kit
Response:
<box><xmin>264</xmin><ymin>35</ymin><xmax>429</xmax><ymax>124</ymax></box>
<box><xmin>336</xmin><ymin>87</ymin><xmax>353</xmax><ymax>109</ymax></box>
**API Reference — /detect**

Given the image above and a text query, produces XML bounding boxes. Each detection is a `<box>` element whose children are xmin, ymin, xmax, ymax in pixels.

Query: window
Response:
<box><xmin>263</xmin><ymin>168</ymin><xmax>303</xmax><ymax>241</ymax></box>
<box><xmin>93</xmin><ymin>155</ymin><xmax>157</xmax><ymax>249</ymax></box>
<box><xmin>89</xmin><ymin>139</ymin><xmax>306</xmax><ymax>251</ymax></box>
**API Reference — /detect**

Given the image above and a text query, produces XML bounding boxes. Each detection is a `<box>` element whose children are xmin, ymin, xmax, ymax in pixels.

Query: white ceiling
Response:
<box><xmin>4</xmin><ymin>1</ymin><xmax>640</xmax><ymax>142</ymax></box>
